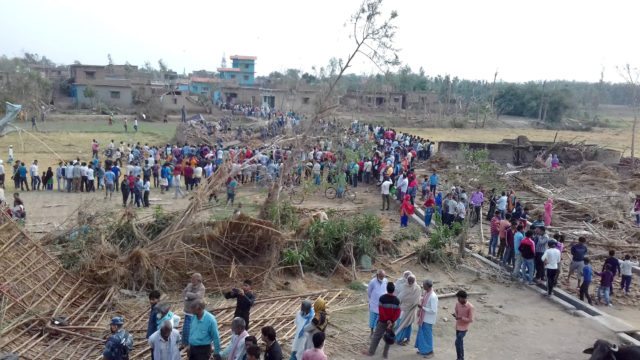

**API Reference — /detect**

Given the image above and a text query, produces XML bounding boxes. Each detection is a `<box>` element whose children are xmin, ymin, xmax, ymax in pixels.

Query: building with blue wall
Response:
<box><xmin>217</xmin><ymin>55</ymin><xmax>256</xmax><ymax>86</ymax></box>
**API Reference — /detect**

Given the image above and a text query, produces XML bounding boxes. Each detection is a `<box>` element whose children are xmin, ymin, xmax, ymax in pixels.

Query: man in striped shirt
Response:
<box><xmin>364</xmin><ymin>282</ymin><xmax>401</xmax><ymax>359</ymax></box>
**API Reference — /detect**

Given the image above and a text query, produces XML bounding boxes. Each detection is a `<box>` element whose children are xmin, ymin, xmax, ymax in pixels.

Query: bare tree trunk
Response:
<box><xmin>538</xmin><ymin>80</ymin><xmax>546</xmax><ymax>121</ymax></box>
<box><xmin>632</xmin><ymin>111</ymin><xmax>638</xmax><ymax>170</ymax></box>
<box><xmin>490</xmin><ymin>71</ymin><xmax>498</xmax><ymax>120</ymax></box>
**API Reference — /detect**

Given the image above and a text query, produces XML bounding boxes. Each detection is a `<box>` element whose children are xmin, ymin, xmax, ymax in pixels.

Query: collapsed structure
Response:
<box><xmin>438</xmin><ymin>136</ymin><xmax>621</xmax><ymax>166</ymax></box>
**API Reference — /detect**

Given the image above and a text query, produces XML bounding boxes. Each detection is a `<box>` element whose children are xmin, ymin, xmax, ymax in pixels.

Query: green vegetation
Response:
<box><xmin>392</xmin><ymin>225</ymin><xmax>422</xmax><ymax>243</ymax></box>
<box><xmin>460</xmin><ymin>144</ymin><xmax>501</xmax><ymax>190</ymax></box>
<box><xmin>284</xmin><ymin>214</ymin><xmax>382</xmax><ymax>275</ymax></box>
<box><xmin>348</xmin><ymin>280</ymin><xmax>368</xmax><ymax>292</ymax></box>
<box><xmin>416</xmin><ymin>212</ymin><xmax>463</xmax><ymax>268</ymax></box>
<box><xmin>267</xmin><ymin>201</ymin><xmax>299</xmax><ymax>231</ymax></box>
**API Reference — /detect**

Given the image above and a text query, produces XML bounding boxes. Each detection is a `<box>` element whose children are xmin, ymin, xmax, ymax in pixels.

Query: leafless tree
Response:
<box><xmin>618</xmin><ymin>64</ymin><xmax>640</xmax><ymax>169</ymax></box>
<box><xmin>315</xmin><ymin>0</ymin><xmax>400</xmax><ymax>120</ymax></box>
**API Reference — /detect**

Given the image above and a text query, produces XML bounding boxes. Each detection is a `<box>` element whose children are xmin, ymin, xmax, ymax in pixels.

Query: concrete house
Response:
<box><xmin>70</xmin><ymin>64</ymin><xmax>136</xmax><ymax>108</ymax></box>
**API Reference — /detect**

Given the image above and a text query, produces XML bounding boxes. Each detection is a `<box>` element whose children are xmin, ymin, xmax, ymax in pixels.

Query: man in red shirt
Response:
<box><xmin>364</xmin><ymin>282</ymin><xmax>400</xmax><ymax>359</ymax></box>
<box><xmin>452</xmin><ymin>290</ymin><xmax>475</xmax><ymax>360</ymax></box>
<box><xmin>518</xmin><ymin>230</ymin><xmax>536</xmax><ymax>284</ymax></box>
<box><xmin>183</xmin><ymin>164</ymin><xmax>194</xmax><ymax>191</ymax></box>
<box><xmin>489</xmin><ymin>211</ymin><xmax>500</xmax><ymax>257</ymax></box>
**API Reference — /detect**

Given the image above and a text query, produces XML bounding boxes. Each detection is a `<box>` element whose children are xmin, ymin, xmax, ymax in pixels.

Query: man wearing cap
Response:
<box><xmin>415</xmin><ymin>280</ymin><xmax>438</xmax><ymax>358</ymax></box>
<box><xmin>103</xmin><ymin>317</ymin><xmax>133</xmax><ymax>360</ymax></box>
<box><xmin>188</xmin><ymin>299</ymin><xmax>222</xmax><ymax>360</ymax></box>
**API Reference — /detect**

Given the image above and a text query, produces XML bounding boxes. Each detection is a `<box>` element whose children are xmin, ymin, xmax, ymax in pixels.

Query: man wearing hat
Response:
<box><xmin>103</xmin><ymin>317</ymin><xmax>133</xmax><ymax>360</ymax></box>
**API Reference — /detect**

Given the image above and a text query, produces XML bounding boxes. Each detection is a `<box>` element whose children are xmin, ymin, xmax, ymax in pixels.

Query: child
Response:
<box><xmin>595</xmin><ymin>263</ymin><xmax>614</xmax><ymax>307</ymax></box>
<box><xmin>579</xmin><ymin>258</ymin><xmax>593</xmax><ymax>305</ymax></box>
<box><xmin>421</xmin><ymin>176</ymin><xmax>429</xmax><ymax>200</ymax></box>
<box><xmin>620</xmin><ymin>255</ymin><xmax>639</xmax><ymax>295</ymax></box>
<box><xmin>246</xmin><ymin>345</ymin><xmax>260</xmax><ymax>360</ymax></box>
<box><xmin>519</xmin><ymin>207</ymin><xmax>528</xmax><ymax>230</ymax></box>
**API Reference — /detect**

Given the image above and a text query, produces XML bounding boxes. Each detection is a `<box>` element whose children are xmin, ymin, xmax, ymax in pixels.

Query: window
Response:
<box><xmin>244</xmin><ymin>64</ymin><xmax>249</xmax><ymax>69</ymax></box>
<box><xmin>231</xmin><ymin>75</ymin><xmax>236</xmax><ymax>79</ymax></box>
<box><xmin>110</xmin><ymin>91</ymin><xmax>120</xmax><ymax>99</ymax></box>
<box><xmin>173</xmin><ymin>98</ymin><xmax>178</xmax><ymax>104</ymax></box>
<box><xmin>302</xmin><ymin>97</ymin><xmax>310</xmax><ymax>104</ymax></box>
<box><xmin>203</xmin><ymin>87</ymin><xmax>209</xmax><ymax>91</ymax></box>
<box><xmin>85</xmin><ymin>71</ymin><xmax>96</xmax><ymax>79</ymax></box>
<box><xmin>394</xmin><ymin>97</ymin><xmax>400</xmax><ymax>103</ymax></box>
<box><xmin>0</xmin><ymin>75</ymin><xmax>3</xmax><ymax>81</ymax></box>
<box><xmin>243</xmin><ymin>75</ymin><xmax>249</xmax><ymax>81</ymax></box>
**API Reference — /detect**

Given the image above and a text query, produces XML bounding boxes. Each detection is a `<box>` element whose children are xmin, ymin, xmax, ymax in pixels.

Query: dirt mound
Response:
<box><xmin>426</xmin><ymin>152</ymin><xmax>451</xmax><ymax>170</ymax></box>
<box><xmin>571</xmin><ymin>161</ymin><xmax>617</xmax><ymax>178</ymax></box>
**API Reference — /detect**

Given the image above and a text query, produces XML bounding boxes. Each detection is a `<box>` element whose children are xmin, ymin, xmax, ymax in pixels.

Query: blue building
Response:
<box><xmin>218</xmin><ymin>55</ymin><xmax>256</xmax><ymax>86</ymax></box>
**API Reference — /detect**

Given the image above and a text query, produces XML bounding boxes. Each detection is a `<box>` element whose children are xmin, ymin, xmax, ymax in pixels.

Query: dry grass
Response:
<box><xmin>399</xmin><ymin>127</ymin><xmax>635</xmax><ymax>153</ymax></box>
<box><xmin>0</xmin><ymin>118</ymin><xmax>176</xmax><ymax>171</ymax></box>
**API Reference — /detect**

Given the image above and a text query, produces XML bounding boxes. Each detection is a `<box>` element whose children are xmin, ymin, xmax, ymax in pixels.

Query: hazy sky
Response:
<box><xmin>2</xmin><ymin>0</ymin><xmax>639</xmax><ymax>83</ymax></box>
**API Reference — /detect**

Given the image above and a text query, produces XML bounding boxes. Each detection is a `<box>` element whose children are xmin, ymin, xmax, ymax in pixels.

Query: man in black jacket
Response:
<box><xmin>224</xmin><ymin>280</ymin><xmax>255</xmax><ymax>330</ymax></box>
<box><xmin>261</xmin><ymin>326</ymin><xmax>282</xmax><ymax>360</ymax></box>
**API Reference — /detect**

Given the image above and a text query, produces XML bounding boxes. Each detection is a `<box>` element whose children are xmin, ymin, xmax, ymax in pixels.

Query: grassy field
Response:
<box><xmin>0</xmin><ymin>117</ymin><xmax>176</xmax><ymax>172</ymax></box>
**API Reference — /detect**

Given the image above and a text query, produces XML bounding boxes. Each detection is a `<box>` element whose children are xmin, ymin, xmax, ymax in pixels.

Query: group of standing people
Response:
<box><xmin>364</xmin><ymin>270</ymin><xmax>474</xmax><ymax>360</ymax></box>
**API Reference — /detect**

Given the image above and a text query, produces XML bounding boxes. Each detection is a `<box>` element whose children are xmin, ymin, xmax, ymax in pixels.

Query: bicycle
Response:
<box><xmin>286</xmin><ymin>185</ymin><xmax>305</xmax><ymax>205</ymax></box>
<box><xmin>325</xmin><ymin>185</ymin><xmax>356</xmax><ymax>202</ymax></box>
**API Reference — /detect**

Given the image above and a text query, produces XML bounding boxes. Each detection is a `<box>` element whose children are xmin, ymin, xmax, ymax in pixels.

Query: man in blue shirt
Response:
<box><xmin>512</xmin><ymin>224</ymin><xmax>525</xmax><ymax>278</ymax></box>
<box><xmin>188</xmin><ymin>299</ymin><xmax>222</xmax><ymax>360</ymax></box>
<box><xmin>103</xmin><ymin>317</ymin><xmax>133</xmax><ymax>360</ymax></box>
<box><xmin>18</xmin><ymin>162</ymin><xmax>29</xmax><ymax>191</ymax></box>
<box><xmin>111</xmin><ymin>165</ymin><xmax>121</xmax><ymax>191</ymax></box>
<box><xmin>579</xmin><ymin>258</ymin><xmax>593</xmax><ymax>305</ymax></box>
<box><xmin>429</xmin><ymin>170</ymin><xmax>439</xmax><ymax>195</ymax></box>
<box><xmin>146</xmin><ymin>290</ymin><xmax>162</xmax><ymax>339</ymax></box>
<box><xmin>104</xmin><ymin>167</ymin><xmax>116</xmax><ymax>200</ymax></box>
<box><xmin>568</xmin><ymin>236</ymin><xmax>588</xmax><ymax>288</ymax></box>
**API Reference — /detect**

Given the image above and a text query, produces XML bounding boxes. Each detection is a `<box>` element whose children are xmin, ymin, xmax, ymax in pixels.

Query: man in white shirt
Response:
<box><xmin>455</xmin><ymin>198</ymin><xmax>467</xmax><ymax>223</ymax></box>
<box><xmin>363</xmin><ymin>159</ymin><xmax>372</xmax><ymax>184</ymax></box>
<box><xmin>148</xmin><ymin>320</ymin><xmax>181</xmax><ymax>360</ymax></box>
<box><xmin>312</xmin><ymin>161</ymin><xmax>321</xmax><ymax>185</ymax></box>
<box><xmin>367</xmin><ymin>269</ymin><xmax>388</xmax><ymax>336</ymax></box>
<box><xmin>30</xmin><ymin>160</ymin><xmax>41</xmax><ymax>191</ymax></box>
<box><xmin>542</xmin><ymin>240</ymin><xmax>562</xmax><ymax>297</ymax></box>
<box><xmin>380</xmin><ymin>178</ymin><xmax>392</xmax><ymax>211</ymax></box>
<box><xmin>416</xmin><ymin>280</ymin><xmax>438</xmax><ymax>357</ymax></box>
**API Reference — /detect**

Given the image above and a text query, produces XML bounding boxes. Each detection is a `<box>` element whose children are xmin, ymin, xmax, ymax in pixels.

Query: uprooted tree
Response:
<box><xmin>314</xmin><ymin>0</ymin><xmax>400</xmax><ymax>121</ymax></box>
<box><xmin>259</xmin><ymin>0</ymin><xmax>401</xmax><ymax>220</ymax></box>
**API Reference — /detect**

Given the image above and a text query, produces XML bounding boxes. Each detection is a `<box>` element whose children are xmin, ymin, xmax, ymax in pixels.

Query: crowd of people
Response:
<box><xmin>363</xmin><ymin>270</ymin><xmax>474</xmax><ymax>359</ymax></box>
<box><xmin>3</xmin><ymin>111</ymin><xmax>640</xmax><ymax>360</ymax></box>
<box><xmin>102</xmin><ymin>272</ymin><xmax>330</xmax><ymax>360</ymax></box>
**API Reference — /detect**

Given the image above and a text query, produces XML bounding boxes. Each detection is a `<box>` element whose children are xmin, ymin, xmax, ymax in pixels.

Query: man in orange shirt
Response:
<box><xmin>452</xmin><ymin>290</ymin><xmax>474</xmax><ymax>360</ymax></box>
<box><xmin>497</xmin><ymin>214</ymin><xmax>512</xmax><ymax>259</ymax></box>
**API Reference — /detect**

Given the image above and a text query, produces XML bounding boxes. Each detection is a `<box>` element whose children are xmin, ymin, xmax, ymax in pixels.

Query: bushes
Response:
<box><xmin>392</xmin><ymin>225</ymin><xmax>422</xmax><ymax>243</ymax></box>
<box><xmin>416</xmin><ymin>212</ymin><xmax>463</xmax><ymax>268</ymax></box>
<box><xmin>288</xmin><ymin>214</ymin><xmax>382</xmax><ymax>275</ymax></box>
<box><xmin>268</xmin><ymin>201</ymin><xmax>299</xmax><ymax>231</ymax></box>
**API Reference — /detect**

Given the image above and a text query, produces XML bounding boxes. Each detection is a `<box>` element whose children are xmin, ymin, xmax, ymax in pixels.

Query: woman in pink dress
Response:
<box><xmin>544</xmin><ymin>198</ymin><xmax>553</xmax><ymax>226</ymax></box>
